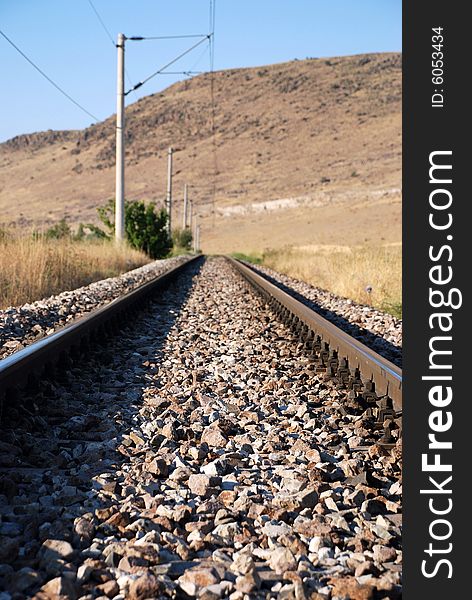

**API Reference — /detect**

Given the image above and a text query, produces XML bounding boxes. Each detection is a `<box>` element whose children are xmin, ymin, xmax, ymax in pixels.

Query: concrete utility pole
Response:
<box><xmin>195</xmin><ymin>224</ymin><xmax>201</xmax><ymax>253</ymax></box>
<box><xmin>193</xmin><ymin>215</ymin><xmax>199</xmax><ymax>252</ymax></box>
<box><xmin>166</xmin><ymin>147</ymin><xmax>173</xmax><ymax>236</ymax></box>
<box><xmin>188</xmin><ymin>199</ymin><xmax>193</xmax><ymax>231</ymax></box>
<box><xmin>115</xmin><ymin>33</ymin><xmax>125</xmax><ymax>243</ymax></box>
<box><xmin>182</xmin><ymin>184</ymin><xmax>189</xmax><ymax>229</ymax></box>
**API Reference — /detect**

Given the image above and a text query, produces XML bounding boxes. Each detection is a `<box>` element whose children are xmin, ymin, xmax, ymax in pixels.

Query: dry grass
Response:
<box><xmin>262</xmin><ymin>244</ymin><xmax>402</xmax><ymax>317</ymax></box>
<box><xmin>0</xmin><ymin>232</ymin><xmax>149</xmax><ymax>308</ymax></box>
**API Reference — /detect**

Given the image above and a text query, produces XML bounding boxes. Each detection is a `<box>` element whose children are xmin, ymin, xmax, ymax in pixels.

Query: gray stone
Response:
<box><xmin>188</xmin><ymin>474</ymin><xmax>222</xmax><ymax>497</ymax></box>
<box><xmin>128</xmin><ymin>573</ymin><xmax>166</xmax><ymax>600</ymax></box>
<box><xmin>373</xmin><ymin>544</ymin><xmax>397</xmax><ymax>563</ymax></box>
<box><xmin>39</xmin><ymin>539</ymin><xmax>75</xmax><ymax>561</ymax></box>
<box><xmin>201</xmin><ymin>426</ymin><xmax>228</xmax><ymax>449</ymax></box>
<box><xmin>10</xmin><ymin>567</ymin><xmax>42</xmax><ymax>593</ymax></box>
<box><xmin>262</xmin><ymin>521</ymin><xmax>293</xmax><ymax>538</ymax></box>
<box><xmin>230</xmin><ymin>553</ymin><xmax>255</xmax><ymax>575</ymax></box>
<box><xmin>199</xmin><ymin>581</ymin><xmax>234</xmax><ymax>599</ymax></box>
<box><xmin>39</xmin><ymin>576</ymin><xmax>78</xmax><ymax>599</ymax></box>
<box><xmin>0</xmin><ymin>523</ymin><xmax>21</xmax><ymax>537</ymax></box>
<box><xmin>235</xmin><ymin>571</ymin><xmax>261</xmax><ymax>593</ymax></box>
<box><xmin>268</xmin><ymin>546</ymin><xmax>297</xmax><ymax>573</ymax></box>
<box><xmin>178</xmin><ymin>567</ymin><xmax>221</xmax><ymax>597</ymax></box>
<box><xmin>0</xmin><ymin>537</ymin><xmax>19</xmax><ymax>562</ymax></box>
<box><xmin>201</xmin><ymin>459</ymin><xmax>227</xmax><ymax>476</ymax></box>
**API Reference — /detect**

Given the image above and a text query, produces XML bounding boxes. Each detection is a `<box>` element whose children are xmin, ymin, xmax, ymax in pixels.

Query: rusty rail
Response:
<box><xmin>228</xmin><ymin>257</ymin><xmax>402</xmax><ymax>413</ymax></box>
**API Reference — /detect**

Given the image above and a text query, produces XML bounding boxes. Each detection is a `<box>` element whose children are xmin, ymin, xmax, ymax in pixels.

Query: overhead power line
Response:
<box><xmin>86</xmin><ymin>0</ymin><xmax>137</xmax><ymax>99</ymax></box>
<box><xmin>209</xmin><ymin>0</ymin><xmax>218</xmax><ymax>227</ymax></box>
<box><xmin>129</xmin><ymin>34</ymin><xmax>208</xmax><ymax>41</ymax></box>
<box><xmin>125</xmin><ymin>35</ymin><xmax>211</xmax><ymax>95</ymax></box>
<box><xmin>87</xmin><ymin>0</ymin><xmax>115</xmax><ymax>46</ymax></box>
<box><xmin>159</xmin><ymin>70</ymin><xmax>204</xmax><ymax>75</ymax></box>
<box><xmin>186</xmin><ymin>41</ymin><xmax>210</xmax><ymax>75</ymax></box>
<box><xmin>0</xmin><ymin>28</ymin><xmax>99</xmax><ymax>122</ymax></box>
<box><xmin>209</xmin><ymin>0</ymin><xmax>216</xmax><ymax>71</ymax></box>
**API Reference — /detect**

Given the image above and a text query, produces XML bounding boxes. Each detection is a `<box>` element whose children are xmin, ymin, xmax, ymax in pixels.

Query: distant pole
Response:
<box><xmin>166</xmin><ymin>147</ymin><xmax>173</xmax><ymax>236</ymax></box>
<box><xmin>193</xmin><ymin>215</ymin><xmax>198</xmax><ymax>252</ymax></box>
<box><xmin>188</xmin><ymin>199</ymin><xmax>193</xmax><ymax>231</ymax></box>
<box><xmin>196</xmin><ymin>224</ymin><xmax>201</xmax><ymax>252</ymax></box>
<box><xmin>115</xmin><ymin>33</ymin><xmax>125</xmax><ymax>243</ymax></box>
<box><xmin>183</xmin><ymin>184</ymin><xmax>188</xmax><ymax>228</ymax></box>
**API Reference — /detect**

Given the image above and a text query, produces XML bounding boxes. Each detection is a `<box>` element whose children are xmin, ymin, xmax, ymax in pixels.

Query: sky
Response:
<box><xmin>0</xmin><ymin>1</ymin><xmax>401</xmax><ymax>142</ymax></box>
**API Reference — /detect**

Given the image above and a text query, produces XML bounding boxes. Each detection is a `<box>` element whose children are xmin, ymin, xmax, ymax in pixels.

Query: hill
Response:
<box><xmin>0</xmin><ymin>53</ymin><xmax>401</xmax><ymax>253</ymax></box>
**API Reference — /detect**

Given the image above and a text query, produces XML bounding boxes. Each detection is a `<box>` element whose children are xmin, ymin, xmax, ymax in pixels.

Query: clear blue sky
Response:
<box><xmin>0</xmin><ymin>1</ymin><xmax>401</xmax><ymax>142</ymax></box>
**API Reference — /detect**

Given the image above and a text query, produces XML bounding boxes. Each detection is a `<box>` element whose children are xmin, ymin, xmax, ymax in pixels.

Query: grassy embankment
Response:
<box><xmin>234</xmin><ymin>244</ymin><xmax>402</xmax><ymax>318</ymax></box>
<box><xmin>0</xmin><ymin>232</ymin><xmax>149</xmax><ymax>309</ymax></box>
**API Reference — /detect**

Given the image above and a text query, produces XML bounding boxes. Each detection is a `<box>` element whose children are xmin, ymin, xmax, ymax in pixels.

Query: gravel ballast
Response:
<box><xmin>0</xmin><ymin>255</ymin><xmax>189</xmax><ymax>359</ymax></box>
<box><xmin>0</xmin><ymin>257</ymin><xmax>401</xmax><ymax>599</ymax></box>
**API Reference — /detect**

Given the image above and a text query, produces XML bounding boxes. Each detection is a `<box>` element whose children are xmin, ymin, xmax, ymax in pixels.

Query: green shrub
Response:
<box><xmin>44</xmin><ymin>218</ymin><xmax>71</xmax><ymax>239</ymax></box>
<box><xmin>97</xmin><ymin>199</ymin><xmax>172</xmax><ymax>259</ymax></box>
<box><xmin>173</xmin><ymin>227</ymin><xmax>193</xmax><ymax>251</ymax></box>
<box><xmin>73</xmin><ymin>223</ymin><xmax>109</xmax><ymax>241</ymax></box>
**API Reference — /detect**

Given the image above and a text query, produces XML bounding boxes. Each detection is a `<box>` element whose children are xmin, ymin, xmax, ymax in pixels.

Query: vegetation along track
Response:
<box><xmin>0</xmin><ymin>256</ymin><xmax>402</xmax><ymax>599</ymax></box>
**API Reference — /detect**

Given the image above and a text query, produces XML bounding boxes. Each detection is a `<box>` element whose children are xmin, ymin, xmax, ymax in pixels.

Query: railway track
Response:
<box><xmin>0</xmin><ymin>256</ymin><xmax>402</xmax><ymax>599</ymax></box>
<box><xmin>0</xmin><ymin>256</ymin><xmax>202</xmax><ymax>401</ymax></box>
<box><xmin>229</xmin><ymin>258</ymin><xmax>402</xmax><ymax>446</ymax></box>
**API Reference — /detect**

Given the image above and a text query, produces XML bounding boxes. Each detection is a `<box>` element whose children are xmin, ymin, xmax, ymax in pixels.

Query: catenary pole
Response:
<box><xmin>196</xmin><ymin>224</ymin><xmax>201</xmax><ymax>252</ymax></box>
<box><xmin>115</xmin><ymin>33</ymin><xmax>125</xmax><ymax>242</ymax></box>
<box><xmin>183</xmin><ymin>184</ymin><xmax>188</xmax><ymax>228</ymax></box>
<box><xmin>166</xmin><ymin>147</ymin><xmax>173</xmax><ymax>236</ymax></box>
<box><xmin>193</xmin><ymin>214</ymin><xmax>199</xmax><ymax>252</ymax></box>
<box><xmin>193</xmin><ymin>215</ymin><xmax>197</xmax><ymax>252</ymax></box>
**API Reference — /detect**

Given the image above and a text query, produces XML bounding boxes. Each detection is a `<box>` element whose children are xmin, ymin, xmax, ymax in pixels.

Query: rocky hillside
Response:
<box><xmin>0</xmin><ymin>53</ymin><xmax>401</xmax><ymax>251</ymax></box>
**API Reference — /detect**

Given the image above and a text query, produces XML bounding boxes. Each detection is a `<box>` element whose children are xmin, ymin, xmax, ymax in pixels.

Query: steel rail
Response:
<box><xmin>228</xmin><ymin>257</ymin><xmax>402</xmax><ymax>412</ymax></box>
<box><xmin>0</xmin><ymin>256</ymin><xmax>202</xmax><ymax>397</ymax></box>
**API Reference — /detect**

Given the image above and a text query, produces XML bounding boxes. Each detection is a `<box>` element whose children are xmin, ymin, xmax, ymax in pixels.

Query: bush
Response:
<box><xmin>34</xmin><ymin>219</ymin><xmax>108</xmax><ymax>242</ymax></box>
<box><xmin>74</xmin><ymin>223</ymin><xmax>109</xmax><ymax>241</ymax></box>
<box><xmin>173</xmin><ymin>227</ymin><xmax>193</xmax><ymax>251</ymax></box>
<box><xmin>126</xmin><ymin>201</ymin><xmax>172</xmax><ymax>258</ymax></box>
<box><xmin>97</xmin><ymin>199</ymin><xmax>173</xmax><ymax>259</ymax></box>
<box><xmin>44</xmin><ymin>218</ymin><xmax>71</xmax><ymax>239</ymax></box>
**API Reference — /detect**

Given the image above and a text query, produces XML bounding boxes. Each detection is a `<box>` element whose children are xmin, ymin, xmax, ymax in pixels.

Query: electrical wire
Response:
<box><xmin>125</xmin><ymin>35</ymin><xmax>210</xmax><ymax>95</ymax></box>
<box><xmin>159</xmin><ymin>71</ymin><xmax>204</xmax><ymax>75</ymax></box>
<box><xmin>209</xmin><ymin>0</ymin><xmax>218</xmax><ymax>227</ymax></box>
<box><xmin>128</xmin><ymin>34</ymin><xmax>208</xmax><ymax>41</ymax></box>
<box><xmin>87</xmin><ymin>0</ymin><xmax>115</xmax><ymax>46</ymax></box>
<box><xmin>185</xmin><ymin>42</ymin><xmax>210</xmax><ymax>77</ymax></box>
<box><xmin>209</xmin><ymin>0</ymin><xmax>216</xmax><ymax>72</ymax></box>
<box><xmin>0</xmin><ymin>29</ymin><xmax>99</xmax><ymax>122</ymax></box>
<box><xmin>85</xmin><ymin>0</ymin><xmax>137</xmax><ymax>99</ymax></box>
